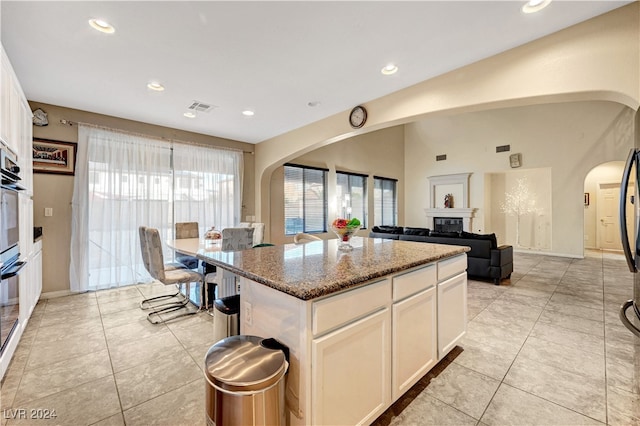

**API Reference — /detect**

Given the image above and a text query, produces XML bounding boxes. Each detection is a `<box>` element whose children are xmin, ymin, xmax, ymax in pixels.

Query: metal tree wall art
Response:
<box><xmin>501</xmin><ymin>177</ymin><xmax>542</xmax><ymax>247</ymax></box>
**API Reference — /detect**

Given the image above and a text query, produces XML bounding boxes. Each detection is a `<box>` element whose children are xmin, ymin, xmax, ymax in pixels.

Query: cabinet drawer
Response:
<box><xmin>313</xmin><ymin>279</ymin><xmax>390</xmax><ymax>337</ymax></box>
<box><xmin>437</xmin><ymin>254</ymin><xmax>467</xmax><ymax>281</ymax></box>
<box><xmin>392</xmin><ymin>265</ymin><xmax>436</xmax><ymax>302</ymax></box>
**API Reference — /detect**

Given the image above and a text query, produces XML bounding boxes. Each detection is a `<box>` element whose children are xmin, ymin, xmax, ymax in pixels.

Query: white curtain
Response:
<box><xmin>70</xmin><ymin>125</ymin><xmax>243</xmax><ymax>292</ymax></box>
<box><xmin>172</xmin><ymin>142</ymin><xmax>243</xmax><ymax>234</ymax></box>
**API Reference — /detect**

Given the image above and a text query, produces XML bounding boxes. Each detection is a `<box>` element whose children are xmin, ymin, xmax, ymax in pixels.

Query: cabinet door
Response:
<box><xmin>32</xmin><ymin>247</ymin><xmax>42</xmax><ymax>308</ymax></box>
<box><xmin>392</xmin><ymin>285</ymin><xmax>437</xmax><ymax>399</ymax></box>
<box><xmin>312</xmin><ymin>308</ymin><xmax>391</xmax><ymax>426</ymax></box>
<box><xmin>438</xmin><ymin>272</ymin><xmax>467</xmax><ymax>358</ymax></box>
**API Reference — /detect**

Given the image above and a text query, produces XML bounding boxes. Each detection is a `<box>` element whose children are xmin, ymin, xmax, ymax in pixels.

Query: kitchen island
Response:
<box><xmin>198</xmin><ymin>237</ymin><xmax>469</xmax><ymax>426</ymax></box>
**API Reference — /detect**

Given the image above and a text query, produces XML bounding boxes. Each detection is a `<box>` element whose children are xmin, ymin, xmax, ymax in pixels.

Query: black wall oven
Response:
<box><xmin>0</xmin><ymin>145</ymin><xmax>25</xmax><ymax>354</ymax></box>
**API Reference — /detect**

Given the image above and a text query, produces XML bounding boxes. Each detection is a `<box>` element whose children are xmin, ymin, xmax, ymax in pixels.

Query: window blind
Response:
<box><xmin>374</xmin><ymin>176</ymin><xmax>397</xmax><ymax>226</ymax></box>
<box><xmin>284</xmin><ymin>164</ymin><xmax>327</xmax><ymax>235</ymax></box>
<box><xmin>336</xmin><ymin>171</ymin><xmax>367</xmax><ymax>227</ymax></box>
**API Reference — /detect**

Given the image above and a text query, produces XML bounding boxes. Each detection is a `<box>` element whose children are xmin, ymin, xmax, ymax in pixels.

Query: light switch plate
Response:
<box><xmin>44</xmin><ymin>207</ymin><xmax>53</xmax><ymax>217</ymax></box>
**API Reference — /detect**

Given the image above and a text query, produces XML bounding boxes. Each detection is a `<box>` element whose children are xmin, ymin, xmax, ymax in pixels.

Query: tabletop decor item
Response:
<box><xmin>331</xmin><ymin>217</ymin><xmax>361</xmax><ymax>251</ymax></box>
<box><xmin>204</xmin><ymin>226</ymin><xmax>222</xmax><ymax>240</ymax></box>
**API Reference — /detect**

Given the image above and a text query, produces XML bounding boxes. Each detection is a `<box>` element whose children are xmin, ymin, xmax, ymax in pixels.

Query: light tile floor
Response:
<box><xmin>0</xmin><ymin>251</ymin><xmax>638</xmax><ymax>425</ymax></box>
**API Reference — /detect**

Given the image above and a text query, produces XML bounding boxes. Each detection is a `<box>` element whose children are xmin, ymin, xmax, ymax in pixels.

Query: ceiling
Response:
<box><xmin>0</xmin><ymin>1</ymin><xmax>632</xmax><ymax>144</ymax></box>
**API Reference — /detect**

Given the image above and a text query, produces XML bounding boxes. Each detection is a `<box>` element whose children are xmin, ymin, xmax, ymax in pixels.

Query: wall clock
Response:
<box><xmin>349</xmin><ymin>105</ymin><xmax>367</xmax><ymax>129</ymax></box>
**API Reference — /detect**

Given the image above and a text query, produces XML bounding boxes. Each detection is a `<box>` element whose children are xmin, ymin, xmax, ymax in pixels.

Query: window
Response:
<box><xmin>374</xmin><ymin>176</ymin><xmax>397</xmax><ymax>226</ymax></box>
<box><xmin>284</xmin><ymin>164</ymin><xmax>327</xmax><ymax>235</ymax></box>
<box><xmin>73</xmin><ymin>125</ymin><xmax>243</xmax><ymax>292</ymax></box>
<box><xmin>336</xmin><ymin>171</ymin><xmax>367</xmax><ymax>227</ymax></box>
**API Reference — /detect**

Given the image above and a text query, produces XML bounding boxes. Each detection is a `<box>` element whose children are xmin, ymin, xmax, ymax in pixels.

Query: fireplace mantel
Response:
<box><xmin>425</xmin><ymin>208</ymin><xmax>476</xmax><ymax>232</ymax></box>
<box><xmin>426</xmin><ymin>173</ymin><xmax>475</xmax><ymax>231</ymax></box>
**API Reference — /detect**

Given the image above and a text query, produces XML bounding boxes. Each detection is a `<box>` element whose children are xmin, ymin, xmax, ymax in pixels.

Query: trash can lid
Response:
<box><xmin>205</xmin><ymin>335</ymin><xmax>288</xmax><ymax>392</ymax></box>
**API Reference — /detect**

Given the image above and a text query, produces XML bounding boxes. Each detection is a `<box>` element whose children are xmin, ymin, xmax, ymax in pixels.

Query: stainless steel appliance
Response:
<box><xmin>0</xmin><ymin>145</ymin><xmax>25</xmax><ymax>354</ymax></box>
<box><xmin>619</xmin><ymin>112</ymin><xmax>640</xmax><ymax>338</ymax></box>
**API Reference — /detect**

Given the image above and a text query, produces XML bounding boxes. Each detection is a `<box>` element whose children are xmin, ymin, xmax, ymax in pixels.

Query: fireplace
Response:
<box><xmin>424</xmin><ymin>173</ymin><xmax>476</xmax><ymax>232</ymax></box>
<box><xmin>434</xmin><ymin>217</ymin><xmax>463</xmax><ymax>233</ymax></box>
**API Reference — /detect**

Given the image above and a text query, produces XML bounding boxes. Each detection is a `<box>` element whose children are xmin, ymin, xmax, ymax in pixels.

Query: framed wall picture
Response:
<box><xmin>33</xmin><ymin>138</ymin><xmax>78</xmax><ymax>175</ymax></box>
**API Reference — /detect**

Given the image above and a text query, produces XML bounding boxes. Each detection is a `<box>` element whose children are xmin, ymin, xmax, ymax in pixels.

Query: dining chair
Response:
<box><xmin>138</xmin><ymin>226</ymin><xmax>188</xmax><ymax>308</ymax></box>
<box><xmin>221</xmin><ymin>227</ymin><xmax>255</xmax><ymax>251</ymax></box>
<box><xmin>143</xmin><ymin>227</ymin><xmax>204</xmax><ymax>324</ymax></box>
<box><xmin>294</xmin><ymin>232</ymin><xmax>322</xmax><ymax>243</ymax></box>
<box><xmin>250</xmin><ymin>222</ymin><xmax>265</xmax><ymax>246</ymax></box>
<box><xmin>174</xmin><ymin>222</ymin><xmax>200</xmax><ymax>269</ymax></box>
<box><xmin>204</xmin><ymin>227</ymin><xmax>256</xmax><ymax>304</ymax></box>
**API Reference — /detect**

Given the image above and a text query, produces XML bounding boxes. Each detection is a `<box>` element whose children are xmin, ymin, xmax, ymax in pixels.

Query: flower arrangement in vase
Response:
<box><xmin>330</xmin><ymin>217</ymin><xmax>361</xmax><ymax>251</ymax></box>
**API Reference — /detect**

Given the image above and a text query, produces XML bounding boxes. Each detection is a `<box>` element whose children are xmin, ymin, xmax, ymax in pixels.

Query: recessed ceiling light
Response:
<box><xmin>88</xmin><ymin>18</ymin><xmax>115</xmax><ymax>34</ymax></box>
<box><xmin>183</xmin><ymin>111</ymin><xmax>196</xmax><ymax>118</ymax></box>
<box><xmin>381</xmin><ymin>63</ymin><xmax>398</xmax><ymax>75</ymax></box>
<box><xmin>147</xmin><ymin>81</ymin><xmax>165</xmax><ymax>91</ymax></box>
<box><xmin>242</xmin><ymin>110</ymin><xmax>255</xmax><ymax>117</ymax></box>
<box><xmin>522</xmin><ymin>0</ymin><xmax>552</xmax><ymax>14</ymax></box>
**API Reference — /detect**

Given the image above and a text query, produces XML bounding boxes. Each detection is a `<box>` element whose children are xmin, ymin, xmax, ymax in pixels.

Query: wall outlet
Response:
<box><xmin>243</xmin><ymin>301</ymin><xmax>253</xmax><ymax>327</ymax></box>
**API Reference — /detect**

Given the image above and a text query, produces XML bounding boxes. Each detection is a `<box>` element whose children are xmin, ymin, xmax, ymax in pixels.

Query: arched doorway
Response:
<box><xmin>583</xmin><ymin>161</ymin><xmax>629</xmax><ymax>253</ymax></box>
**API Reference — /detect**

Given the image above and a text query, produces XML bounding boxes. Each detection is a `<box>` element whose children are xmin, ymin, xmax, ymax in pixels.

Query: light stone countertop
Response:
<box><xmin>196</xmin><ymin>237</ymin><xmax>469</xmax><ymax>300</ymax></box>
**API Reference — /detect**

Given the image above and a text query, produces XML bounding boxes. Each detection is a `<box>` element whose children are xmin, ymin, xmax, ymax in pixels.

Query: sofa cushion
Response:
<box><xmin>403</xmin><ymin>227</ymin><xmax>430</xmax><ymax>236</ymax></box>
<box><xmin>371</xmin><ymin>225</ymin><xmax>404</xmax><ymax>234</ymax></box>
<box><xmin>460</xmin><ymin>231</ymin><xmax>498</xmax><ymax>249</ymax></box>
<box><xmin>429</xmin><ymin>231</ymin><xmax>460</xmax><ymax>238</ymax></box>
<box><xmin>399</xmin><ymin>234</ymin><xmax>430</xmax><ymax>242</ymax></box>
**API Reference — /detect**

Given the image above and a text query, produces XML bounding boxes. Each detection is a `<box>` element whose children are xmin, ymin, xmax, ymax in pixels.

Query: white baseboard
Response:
<box><xmin>40</xmin><ymin>289</ymin><xmax>76</xmax><ymax>299</ymax></box>
<box><xmin>512</xmin><ymin>248</ymin><xmax>584</xmax><ymax>259</ymax></box>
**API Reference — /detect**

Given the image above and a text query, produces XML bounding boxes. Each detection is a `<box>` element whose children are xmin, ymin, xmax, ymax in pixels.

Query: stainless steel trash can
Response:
<box><xmin>212</xmin><ymin>294</ymin><xmax>240</xmax><ymax>343</ymax></box>
<box><xmin>205</xmin><ymin>335</ymin><xmax>289</xmax><ymax>426</ymax></box>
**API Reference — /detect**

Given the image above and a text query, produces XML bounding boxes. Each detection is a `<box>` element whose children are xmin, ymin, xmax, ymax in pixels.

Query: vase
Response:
<box><xmin>331</xmin><ymin>225</ymin><xmax>358</xmax><ymax>251</ymax></box>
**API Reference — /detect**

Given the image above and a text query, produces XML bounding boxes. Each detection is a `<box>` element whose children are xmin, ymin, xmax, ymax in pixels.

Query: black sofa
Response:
<box><xmin>370</xmin><ymin>226</ymin><xmax>513</xmax><ymax>285</ymax></box>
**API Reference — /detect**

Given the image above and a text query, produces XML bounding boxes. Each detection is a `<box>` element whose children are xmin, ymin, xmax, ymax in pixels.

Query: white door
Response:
<box><xmin>597</xmin><ymin>183</ymin><xmax>624</xmax><ymax>250</ymax></box>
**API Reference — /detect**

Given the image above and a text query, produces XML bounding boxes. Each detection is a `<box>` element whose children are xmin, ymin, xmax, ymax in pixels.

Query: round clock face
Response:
<box><xmin>349</xmin><ymin>106</ymin><xmax>367</xmax><ymax>129</ymax></box>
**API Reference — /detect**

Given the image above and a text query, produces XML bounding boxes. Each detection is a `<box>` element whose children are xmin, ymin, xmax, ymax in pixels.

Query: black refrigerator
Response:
<box><xmin>619</xmin><ymin>110</ymin><xmax>640</xmax><ymax>338</ymax></box>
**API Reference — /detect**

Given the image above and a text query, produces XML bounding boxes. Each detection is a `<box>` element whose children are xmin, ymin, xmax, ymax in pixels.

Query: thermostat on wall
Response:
<box><xmin>509</xmin><ymin>153</ymin><xmax>522</xmax><ymax>168</ymax></box>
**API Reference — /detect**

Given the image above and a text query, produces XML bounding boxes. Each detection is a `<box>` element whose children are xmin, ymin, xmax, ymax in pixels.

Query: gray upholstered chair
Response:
<box><xmin>221</xmin><ymin>227</ymin><xmax>255</xmax><ymax>251</ymax></box>
<box><xmin>204</xmin><ymin>227</ymin><xmax>255</xmax><ymax>302</ymax></box>
<box><xmin>250</xmin><ymin>222</ymin><xmax>265</xmax><ymax>246</ymax></box>
<box><xmin>174</xmin><ymin>222</ymin><xmax>200</xmax><ymax>269</ymax></box>
<box><xmin>294</xmin><ymin>232</ymin><xmax>322</xmax><ymax>243</ymax></box>
<box><xmin>142</xmin><ymin>227</ymin><xmax>204</xmax><ymax>324</ymax></box>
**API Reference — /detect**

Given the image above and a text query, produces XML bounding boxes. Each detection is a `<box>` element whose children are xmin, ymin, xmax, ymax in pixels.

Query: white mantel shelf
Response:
<box><xmin>425</xmin><ymin>208</ymin><xmax>477</xmax><ymax>232</ymax></box>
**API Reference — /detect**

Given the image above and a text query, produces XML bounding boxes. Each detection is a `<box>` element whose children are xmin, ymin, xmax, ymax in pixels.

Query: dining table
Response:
<box><xmin>166</xmin><ymin>237</ymin><xmax>240</xmax><ymax>306</ymax></box>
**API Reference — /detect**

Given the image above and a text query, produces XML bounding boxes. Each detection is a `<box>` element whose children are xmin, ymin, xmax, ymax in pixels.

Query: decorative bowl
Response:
<box><xmin>331</xmin><ymin>218</ymin><xmax>361</xmax><ymax>251</ymax></box>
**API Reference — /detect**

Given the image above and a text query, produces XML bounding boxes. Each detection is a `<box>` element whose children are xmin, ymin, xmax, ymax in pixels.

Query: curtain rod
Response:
<box><xmin>59</xmin><ymin>119</ymin><xmax>254</xmax><ymax>154</ymax></box>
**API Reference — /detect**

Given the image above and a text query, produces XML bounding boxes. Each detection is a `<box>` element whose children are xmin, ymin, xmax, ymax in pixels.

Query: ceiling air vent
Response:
<box><xmin>496</xmin><ymin>144</ymin><xmax>511</xmax><ymax>153</ymax></box>
<box><xmin>187</xmin><ymin>101</ymin><xmax>217</xmax><ymax>113</ymax></box>
<box><xmin>436</xmin><ymin>154</ymin><xmax>447</xmax><ymax>161</ymax></box>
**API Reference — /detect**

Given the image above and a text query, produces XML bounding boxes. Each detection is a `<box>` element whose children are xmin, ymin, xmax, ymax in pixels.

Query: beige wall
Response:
<box><xmin>268</xmin><ymin>126</ymin><xmax>405</xmax><ymax>245</ymax></box>
<box><xmin>254</xmin><ymin>4</ymin><xmax>640</xmax><ymax>242</ymax></box>
<box><xmin>29</xmin><ymin>101</ymin><xmax>253</xmax><ymax>295</ymax></box>
<box><xmin>404</xmin><ymin>101</ymin><xmax>633</xmax><ymax>257</ymax></box>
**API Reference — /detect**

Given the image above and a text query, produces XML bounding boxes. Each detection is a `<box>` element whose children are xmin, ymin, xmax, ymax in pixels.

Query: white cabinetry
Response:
<box><xmin>312</xmin><ymin>309</ymin><xmax>390</xmax><ymax>425</ymax></box>
<box><xmin>392</xmin><ymin>265</ymin><xmax>438</xmax><ymax>399</ymax></box>
<box><xmin>311</xmin><ymin>279</ymin><xmax>391</xmax><ymax>425</ymax></box>
<box><xmin>437</xmin><ymin>255</ymin><xmax>468</xmax><ymax>358</ymax></box>
<box><xmin>0</xmin><ymin>44</ymin><xmax>37</xmax><ymax>381</ymax></box>
<box><xmin>240</xmin><ymin>253</ymin><xmax>467</xmax><ymax>426</ymax></box>
<box><xmin>0</xmin><ymin>48</ymin><xmax>33</xmax><ymax>196</ymax></box>
<box><xmin>21</xmin><ymin>239</ymin><xmax>42</xmax><ymax>320</ymax></box>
